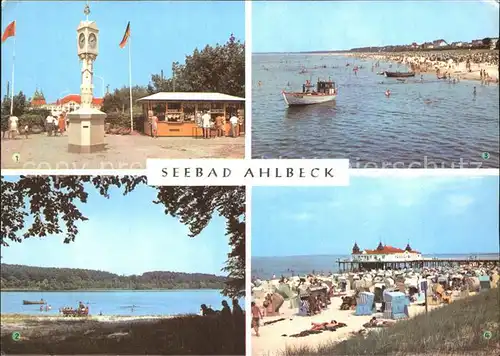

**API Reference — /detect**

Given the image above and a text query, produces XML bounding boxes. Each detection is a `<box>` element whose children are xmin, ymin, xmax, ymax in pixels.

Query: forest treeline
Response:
<box><xmin>0</xmin><ymin>264</ymin><xmax>227</xmax><ymax>291</ymax></box>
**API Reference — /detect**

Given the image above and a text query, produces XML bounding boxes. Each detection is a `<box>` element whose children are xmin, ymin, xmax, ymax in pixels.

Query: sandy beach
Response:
<box><xmin>252</xmin><ymin>295</ymin><xmax>445</xmax><ymax>356</ymax></box>
<box><xmin>344</xmin><ymin>49</ymin><xmax>500</xmax><ymax>82</ymax></box>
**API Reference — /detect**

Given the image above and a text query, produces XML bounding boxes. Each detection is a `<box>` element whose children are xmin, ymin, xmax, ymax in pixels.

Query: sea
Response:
<box><xmin>0</xmin><ymin>289</ymin><xmax>244</xmax><ymax>316</ymax></box>
<box><xmin>252</xmin><ymin>54</ymin><xmax>500</xmax><ymax>167</ymax></box>
<box><xmin>252</xmin><ymin>253</ymin><xmax>500</xmax><ymax>280</ymax></box>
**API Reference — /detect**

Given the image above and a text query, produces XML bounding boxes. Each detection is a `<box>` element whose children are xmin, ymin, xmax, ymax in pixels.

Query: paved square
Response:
<box><xmin>1</xmin><ymin>134</ymin><xmax>244</xmax><ymax>169</ymax></box>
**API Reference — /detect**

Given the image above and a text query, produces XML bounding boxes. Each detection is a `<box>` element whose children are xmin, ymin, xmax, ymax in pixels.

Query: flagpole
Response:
<box><xmin>10</xmin><ymin>35</ymin><xmax>15</xmax><ymax>116</ymax></box>
<box><xmin>128</xmin><ymin>33</ymin><xmax>133</xmax><ymax>132</ymax></box>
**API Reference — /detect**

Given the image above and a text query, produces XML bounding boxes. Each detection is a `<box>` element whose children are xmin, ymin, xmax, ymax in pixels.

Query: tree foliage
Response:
<box><xmin>101</xmin><ymin>85</ymin><xmax>149</xmax><ymax>114</ymax></box>
<box><xmin>1</xmin><ymin>91</ymin><xmax>28</xmax><ymax>117</ymax></box>
<box><xmin>0</xmin><ymin>176</ymin><xmax>245</xmax><ymax>298</ymax></box>
<box><xmin>0</xmin><ymin>264</ymin><xmax>227</xmax><ymax>291</ymax></box>
<box><xmin>148</xmin><ymin>34</ymin><xmax>245</xmax><ymax>97</ymax></box>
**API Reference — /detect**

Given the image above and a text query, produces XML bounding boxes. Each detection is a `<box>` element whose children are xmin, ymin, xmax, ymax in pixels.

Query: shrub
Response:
<box><xmin>105</xmin><ymin>112</ymin><xmax>145</xmax><ymax>132</ymax></box>
<box><xmin>20</xmin><ymin>113</ymin><xmax>47</xmax><ymax>133</ymax></box>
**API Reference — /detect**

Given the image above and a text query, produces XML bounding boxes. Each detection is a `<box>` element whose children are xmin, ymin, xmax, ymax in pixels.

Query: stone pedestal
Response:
<box><xmin>67</xmin><ymin>107</ymin><xmax>107</xmax><ymax>153</ymax></box>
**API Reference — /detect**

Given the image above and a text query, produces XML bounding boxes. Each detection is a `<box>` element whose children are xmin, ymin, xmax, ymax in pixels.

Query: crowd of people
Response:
<box><xmin>3</xmin><ymin>111</ymin><xmax>68</xmax><ymax>140</ymax></box>
<box><xmin>199</xmin><ymin>299</ymin><xmax>244</xmax><ymax>318</ymax></box>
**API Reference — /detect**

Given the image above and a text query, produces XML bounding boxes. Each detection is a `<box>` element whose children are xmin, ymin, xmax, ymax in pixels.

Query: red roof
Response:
<box><xmin>362</xmin><ymin>245</ymin><xmax>420</xmax><ymax>255</ymax></box>
<box><xmin>56</xmin><ymin>94</ymin><xmax>103</xmax><ymax>106</ymax></box>
<box><xmin>31</xmin><ymin>99</ymin><xmax>46</xmax><ymax>106</ymax></box>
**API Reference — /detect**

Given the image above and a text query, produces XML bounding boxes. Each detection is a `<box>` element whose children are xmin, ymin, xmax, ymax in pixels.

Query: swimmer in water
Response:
<box><xmin>385</xmin><ymin>89</ymin><xmax>391</xmax><ymax>97</ymax></box>
<box><xmin>473</xmin><ymin>86</ymin><xmax>476</xmax><ymax>96</ymax></box>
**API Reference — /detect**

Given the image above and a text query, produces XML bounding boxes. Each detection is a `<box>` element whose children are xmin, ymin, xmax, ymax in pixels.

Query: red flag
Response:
<box><xmin>2</xmin><ymin>21</ymin><xmax>16</xmax><ymax>43</ymax></box>
<box><xmin>119</xmin><ymin>22</ymin><xmax>130</xmax><ymax>48</ymax></box>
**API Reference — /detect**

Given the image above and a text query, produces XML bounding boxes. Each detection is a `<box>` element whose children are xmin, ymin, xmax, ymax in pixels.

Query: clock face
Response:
<box><xmin>78</xmin><ymin>33</ymin><xmax>85</xmax><ymax>49</ymax></box>
<box><xmin>89</xmin><ymin>33</ymin><xmax>97</xmax><ymax>49</ymax></box>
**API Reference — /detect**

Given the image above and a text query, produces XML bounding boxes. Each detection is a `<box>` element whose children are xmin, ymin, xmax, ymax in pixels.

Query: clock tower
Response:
<box><xmin>67</xmin><ymin>2</ymin><xmax>107</xmax><ymax>153</ymax></box>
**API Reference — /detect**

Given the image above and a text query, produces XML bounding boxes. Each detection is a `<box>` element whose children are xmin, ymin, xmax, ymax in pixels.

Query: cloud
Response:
<box><xmin>288</xmin><ymin>212</ymin><xmax>313</xmax><ymax>221</ymax></box>
<box><xmin>445</xmin><ymin>194</ymin><xmax>475</xmax><ymax>215</ymax></box>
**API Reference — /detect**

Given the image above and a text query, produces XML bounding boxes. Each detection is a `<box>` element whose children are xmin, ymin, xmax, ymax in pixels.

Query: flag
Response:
<box><xmin>2</xmin><ymin>21</ymin><xmax>16</xmax><ymax>43</ymax></box>
<box><xmin>119</xmin><ymin>22</ymin><xmax>130</xmax><ymax>48</ymax></box>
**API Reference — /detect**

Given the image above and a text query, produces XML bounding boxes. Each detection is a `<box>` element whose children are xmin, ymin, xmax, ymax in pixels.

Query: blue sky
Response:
<box><xmin>252</xmin><ymin>176</ymin><xmax>499</xmax><ymax>257</ymax></box>
<box><xmin>1</xmin><ymin>1</ymin><xmax>244</xmax><ymax>102</ymax></box>
<box><xmin>1</xmin><ymin>178</ymin><xmax>230</xmax><ymax>276</ymax></box>
<box><xmin>253</xmin><ymin>0</ymin><xmax>500</xmax><ymax>52</ymax></box>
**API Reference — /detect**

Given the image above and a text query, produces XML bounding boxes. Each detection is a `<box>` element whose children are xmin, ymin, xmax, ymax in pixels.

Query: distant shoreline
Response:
<box><xmin>0</xmin><ymin>288</ymin><xmax>223</xmax><ymax>292</ymax></box>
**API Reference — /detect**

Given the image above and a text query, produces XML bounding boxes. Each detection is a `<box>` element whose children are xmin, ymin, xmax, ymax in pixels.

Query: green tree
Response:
<box><xmin>1</xmin><ymin>91</ymin><xmax>28</xmax><ymax>117</ymax></box>
<box><xmin>148</xmin><ymin>34</ymin><xmax>245</xmax><ymax>98</ymax></box>
<box><xmin>0</xmin><ymin>176</ymin><xmax>245</xmax><ymax>298</ymax></box>
<box><xmin>101</xmin><ymin>85</ymin><xmax>149</xmax><ymax>114</ymax></box>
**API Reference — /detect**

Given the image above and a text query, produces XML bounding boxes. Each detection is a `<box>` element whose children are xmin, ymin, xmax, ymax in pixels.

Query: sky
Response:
<box><xmin>252</xmin><ymin>175</ymin><xmax>500</xmax><ymax>257</ymax></box>
<box><xmin>0</xmin><ymin>0</ymin><xmax>244</xmax><ymax>102</ymax></box>
<box><xmin>1</xmin><ymin>177</ymin><xmax>231</xmax><ymax>276</ymax></box>
<box><xmin>253</xmin><ymin>0</ymin><xmax>500</xmax><ymax>52</ymax></box>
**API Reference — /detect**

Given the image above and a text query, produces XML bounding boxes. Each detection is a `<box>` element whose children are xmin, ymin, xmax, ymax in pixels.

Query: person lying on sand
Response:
<box><xmin>311</xmin><ymin>320</ymin><xmax>348</xmax><ymax>331</ymax></box>
<box><xmin>363</xmin><ymin>316</ymin><xmax>396</xmax><ymax>328</ymax></box>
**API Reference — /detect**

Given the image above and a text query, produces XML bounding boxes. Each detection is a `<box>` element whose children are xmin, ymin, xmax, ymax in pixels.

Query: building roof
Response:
<box><xmin>137</xmin><ymin>92</ymin><xmax>245</xmax><ymax>102</ymax></box>
<box><xmin>354</xmin><ymin>244</ymin><xmax>421</xmax><ymax>255</ymax></box>
<box><xmin>54</xmin><ymin>94</ymin><xmax>103</xmax><ymax>106</ymax></box>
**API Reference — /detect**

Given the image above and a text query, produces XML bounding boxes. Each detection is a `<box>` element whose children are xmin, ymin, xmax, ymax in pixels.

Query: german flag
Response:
<box><xmin>2</xmin><ymin>20</ymin><xmax>16</xmax><ymax>43</ymax></box>
<box><xmin>119</xmin><ymin>22</ymin><xmax>130</xmax><ymax>48</ymax></box>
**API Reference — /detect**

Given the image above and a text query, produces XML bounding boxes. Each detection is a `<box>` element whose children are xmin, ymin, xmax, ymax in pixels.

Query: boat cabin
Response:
<box><xmin>137</xmin><ymin>92</ymin><xmax>245</xmax><ymax>137</ymax></box>
<box><xmin>316</xmin><ymin>80</ymin><xmax>336</xmax><ymax>95</ymax></box>
<box><xmin>301</xmin><ymin>79</ymin><xmax>336</xmax><ymax>95</ymax></box>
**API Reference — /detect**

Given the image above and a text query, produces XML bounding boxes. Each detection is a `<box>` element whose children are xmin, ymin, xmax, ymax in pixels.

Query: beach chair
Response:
<box><xmin>355</xmin><ymin>292</ymin><xmax>375</xmax><ymax>316</ymax></box>
<box><xmin>383</xmin><ymin>291</ymin><xmax>409</xmax><ymax>320</ymax></box>
<box><xmin>479</xmin><ymin>275</ymin><xmax>491</xmax><ymax>290</ymax></box>
<box><xmin>279</xmin><ymin>284</ymin><xmax>300</xmax><ymax>309</ymax></box>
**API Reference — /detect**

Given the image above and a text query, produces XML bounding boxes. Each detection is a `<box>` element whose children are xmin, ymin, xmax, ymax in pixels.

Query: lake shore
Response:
<box><xmin>1</xmin><ymin>312</ymin><xmax>245</xmax><ymax>354</ymax></box>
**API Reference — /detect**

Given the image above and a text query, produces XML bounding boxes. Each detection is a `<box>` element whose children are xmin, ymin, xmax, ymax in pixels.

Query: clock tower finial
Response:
<box><xmin>84</xmin><ymin>1</ymin><xmax>90</xmax><ymax>21</ymax></box>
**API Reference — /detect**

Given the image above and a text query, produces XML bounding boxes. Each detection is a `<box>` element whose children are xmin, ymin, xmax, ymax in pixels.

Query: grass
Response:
<box><xmin>1</xmin><ymin>313</ymin><xmax>245</xmax><ymax>355</ymax></box>
<box><xmin>282</xmin><ymin>288</ymin><xmax>499</xmax><ymax>356</ymax></box>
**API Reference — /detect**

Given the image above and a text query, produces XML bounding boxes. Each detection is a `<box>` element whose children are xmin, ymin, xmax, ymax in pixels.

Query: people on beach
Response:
<box><xmin>251</xmin><ymin>301</ymin><xmax>263</xmax><ymax>337</ymax></box>
<box><xmin>200</xmin><ymin>303</ymin><xmax>216</xmax><ymax>316</ymax></box>
<box><xmin>232</xmin><ymin>298</ymin><xmax>244</xmax><ymax>317</ymax></box>
<box><xmin>215</xmin><ymin>115</ymin><xmax>225</xmax><ymax>137</ymax></box>
<box><xmin>220</xmin><ymin>300</ymin><xmax>232</xmax><ymax>318</ymax></box>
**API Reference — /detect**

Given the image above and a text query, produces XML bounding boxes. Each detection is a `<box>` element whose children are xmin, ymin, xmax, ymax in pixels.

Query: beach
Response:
<box><xmin>251</xmin><ymin>290</ymin><xmax>443</xmax><ymax>356</ymax></box>
<box><xmin>345</xmin><ymin>49</ymin><xmax>500</xmax><ymax>82</ymax></box>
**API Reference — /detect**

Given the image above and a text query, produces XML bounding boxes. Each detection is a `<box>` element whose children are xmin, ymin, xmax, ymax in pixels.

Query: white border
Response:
<box><xmin>2</xmin><ymin>168</ymin><xmax>498</xmax><ymax>177</ymax></box>
<box><xmin>245</xmin><ymin>184</ymin><xmax>252</xmax><ymax>356</ymax></box>
<box><xmin>244</xmin><ymin>0</ymin><xmax>252</xmax><ymax>160</ymax></box>
<box><xmin>350</xmin><ymin>169</ymin><xmax>499</xmax><ymax>177</ymax></box>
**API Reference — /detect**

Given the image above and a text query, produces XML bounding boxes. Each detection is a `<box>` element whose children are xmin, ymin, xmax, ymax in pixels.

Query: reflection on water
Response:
<box><xmin>285</xmin><ymin>101</ymin><xmax>337</xmax><ymax>120</ymax></box>
<box><xmin>252</xmin><ymin>54</ymin><xmax>500</xmax><ymax>167</ymax></box>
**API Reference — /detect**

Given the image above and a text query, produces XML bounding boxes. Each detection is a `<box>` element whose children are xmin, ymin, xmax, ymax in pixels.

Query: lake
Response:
<box><xmin>252</xmin><ymin>54</ymin><xmax>499</xmax><ymax>167</ymax></box>
<box><xmin>252</xmin><ymin>253</ymin><xmax>500</xmax><ymax>280</ymax></box>
<box><xmin>0</xmin><ymin>289</ymin><xmax>244</xmax><ymax>316</ymax></box>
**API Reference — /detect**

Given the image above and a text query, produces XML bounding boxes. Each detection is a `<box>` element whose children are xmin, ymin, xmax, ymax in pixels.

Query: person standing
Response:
<box><xmin>151</xmin><ymin>113</ymin><xmax>159</xmax><ymax>139</ymax></box>
<box><xmin>58</xmin><ymin>113</ymin><xmax>66</xmax><ymax>136</ymax></box>
<box><xmin>8</xmin><ymin>115</ymin><xmax>19</xmax><ymax>139</ymax></box>
<box><xmin>202</xmin><ymin>111</ymin><xmax>211</xmax><ymax>139</ymax></box>
<box><xmin>251</xmin><ymin>301</ymin><xmax>263</xmax><ymax>337</ymax></box>
<box><xmin>46</xmin><ymin>114</ymin><xmax>54</xmax><ymax>136</ymax></box>
<box><xmin>215</xmin><ymin>115</ymin><xmax>224</xmax><ymax>137</ymax></box>
<box><xmin>229</xmin><ymin>113</ymin><xmax>239</xmax><ymax>138</ymax></box>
